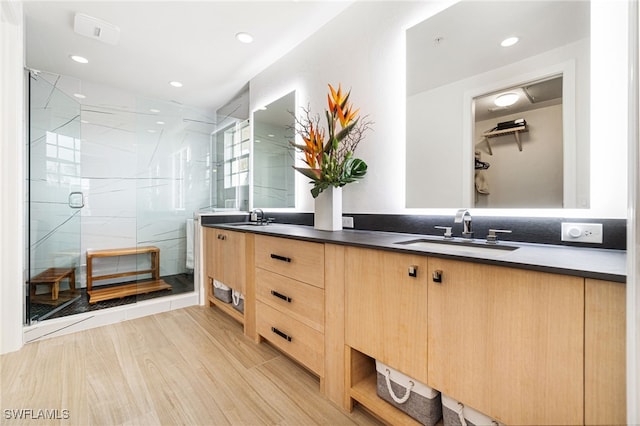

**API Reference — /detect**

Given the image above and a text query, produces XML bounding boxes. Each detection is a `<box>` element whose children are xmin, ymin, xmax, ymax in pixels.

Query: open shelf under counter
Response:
<box><xmin>350</xmin><ymin>371</ymin><xmax>422</xmax><ymax>426</ymax></box>
<box><xmin>208</xmin><ymin>295</ymin><xmax>244</xmax><ymax>324</ymax></box>
<box><xmin>348</xmin><ymin>347</ymin><xmax>422</xmax><ymax>426</ymax></box>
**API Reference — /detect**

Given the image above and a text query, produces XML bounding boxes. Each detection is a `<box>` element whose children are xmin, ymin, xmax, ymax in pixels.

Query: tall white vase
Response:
<box><xmin>314</xmin><ymin>186</ymin><xmax>342</xmax><ymax>231</ymax></box>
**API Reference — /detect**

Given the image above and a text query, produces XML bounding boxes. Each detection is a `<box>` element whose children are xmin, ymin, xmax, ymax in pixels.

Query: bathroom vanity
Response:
<box><xmin>201</xmin><ymin>222</ymin><xmax>626</xmax><ymax>425</ymax></box>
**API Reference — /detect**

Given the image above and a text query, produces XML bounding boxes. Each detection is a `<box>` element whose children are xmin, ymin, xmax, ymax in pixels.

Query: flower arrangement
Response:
<box><xmin>291</xmin><ymin>84</ymin><xmax>372</xmax><ymax>198</ymax></box>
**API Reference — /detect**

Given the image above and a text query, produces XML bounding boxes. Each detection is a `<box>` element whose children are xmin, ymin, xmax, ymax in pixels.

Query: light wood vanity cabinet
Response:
<box><xmin>585</xmin><ymin>279</ymin><xmax>626</xmax><ymax>425</ymax></box>
<box><xmin>254</xmin><ymin>235</ymin><xmax>326</xmax><ymax>376</ymax></box>
<box><xmin>345</xmin><ymin>246</ymin><xmax>429</xmax><ymax>384</ymax></box>
<box><xmin>202</xmin><ymin>227</ymin><xmax>247</xmax><ymax>323</ymax></box>
<box><xmin>427</xmin><ymin>258</ymin><xmax>585</xmax><ymax>425</ymax></box>
<box><xmin>213</xmin><ymin>229</ymin><xmax>246</xmax><ymax>294</ymax></box>
<box><xmin>202</xmin><ymin>226</ymin><xmax>626</xmax><ymax>425</ymax></box>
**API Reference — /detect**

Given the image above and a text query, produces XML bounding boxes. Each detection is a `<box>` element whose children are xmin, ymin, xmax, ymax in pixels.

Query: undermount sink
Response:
<box><xmin>395</xmin><ymin>238</ymin><xmax>519</xmax><ymax>255</ymax></box>
<box><xmin>227</xmin><ymin>222</ymin><xmax>270</xmax><ymax>227</ymax></box>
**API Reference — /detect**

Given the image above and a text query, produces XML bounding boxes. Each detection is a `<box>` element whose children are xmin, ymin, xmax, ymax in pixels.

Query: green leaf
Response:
<box><xmin>293</xmin><ymin>166</ymin><xmax>321</xmax><ymax>182</ymax></box>
<box><xmin>343</xmin><ymin>157</ymin><xmax>367</xmax><ymax>180</ymax></box>
<box><xmin>290</xmin><ymin>142</ymin><xmax>310</xmax><ymax>151</ymax></box>
<box><xmin>335</xmin><ymin>118</ymin><xmax>358</xmax><ymax>142</ymax></box>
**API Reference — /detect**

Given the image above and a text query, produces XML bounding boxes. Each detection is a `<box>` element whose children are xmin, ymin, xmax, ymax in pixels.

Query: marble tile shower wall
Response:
<box><xmin>32</xmin><ymin>74</ymin><xmax>215</xmax><ymax>287</ymax></box>
<box><xmin>80</xmin><ymin>81</ymin><xmax>215</xmax><ymax>285</ymax></box>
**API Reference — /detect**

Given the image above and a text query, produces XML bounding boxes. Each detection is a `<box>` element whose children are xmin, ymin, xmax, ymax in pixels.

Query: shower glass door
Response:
<box><xmin>27</xmin><ymin>72</ymin><xmax>82</xmax><ymax>323</ymax></box>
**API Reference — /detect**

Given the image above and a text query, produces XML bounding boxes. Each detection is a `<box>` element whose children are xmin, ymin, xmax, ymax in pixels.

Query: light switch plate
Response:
<box><xmin>342</xmin><ymin>216</ymin><xmax>354</xmax><ymax>228</ymax></box>
<box><xmin>561</xmin><ymin>222</ymin><xmax>603</xmax><ymax>244</ymax></box>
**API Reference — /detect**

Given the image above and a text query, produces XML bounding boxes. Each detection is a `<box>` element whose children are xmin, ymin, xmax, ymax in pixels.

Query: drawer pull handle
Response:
<box><xmin>271</xmin><ymin>327</ymin><xmax>292</xmax><ymax>342</ymax></box>
<box><xmin>270</xmin><ymin>253</ymin><xmax>291</xmax><ymax>263</ymax></box>
<box><xmin>271</xmin><ymin>290</ymin><xmax>292</xmax><ymax>303</ymax></box>
<box><xmin>432</xmin><ymin>270</ymin><xmax>443</xmax><ymax>283</ymax></box>
<box><xmin>217</xmin><ymin>234</ymin><xmax>226</xmax><ymax>240</ymax></box>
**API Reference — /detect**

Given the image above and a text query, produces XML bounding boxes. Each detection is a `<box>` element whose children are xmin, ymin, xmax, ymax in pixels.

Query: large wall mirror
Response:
<box><xmin>252</xmin><ymin>91</ymin><xmax>296</xmax><ymax>208</ymax></box>
<box><xmin>406</xmin><ymin>0</ymin><xmax>590</xmax><ymax>209</ymax></box>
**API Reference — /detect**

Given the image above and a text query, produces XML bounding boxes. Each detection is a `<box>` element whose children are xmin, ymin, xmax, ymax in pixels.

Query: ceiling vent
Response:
<box><xmin>73</xmin><ymin>13</ymin><xmax>120</xmax><ymax>46</ymax></box>
<box><xmin>523</xmin><ymin>76</ymin><xmax>563</xmax><ymax>104</ymax></box>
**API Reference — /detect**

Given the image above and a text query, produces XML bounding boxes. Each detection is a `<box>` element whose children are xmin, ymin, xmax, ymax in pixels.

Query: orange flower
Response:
<box><xmin>336</xmin><ymin>102</ymin><xmax>359</xmax><ymax>128</ymax></box>
<box><xmin>328</xmin><ymin>83</ymin><xmax>359</xmax><ymax>128</ymax></box>
<box><xmin>302</xmin><ymin>123</ymin><xmax>325</xmax><ymax>168</ymax></box>
<box><xmin>327</xmin><ymin>83</ymin><xmax>347</xmax><ymax>113</ymax></box>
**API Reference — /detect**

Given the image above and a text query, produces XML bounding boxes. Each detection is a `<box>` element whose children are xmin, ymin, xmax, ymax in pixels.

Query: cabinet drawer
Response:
<box><xmin>257</xmin><ymin>301</ymin><xmax>324</xmax><ymax>376</ymax></box>
<box><xmin>256</xmin><ymin>268</ymin><xmax>324</xmax><ymax>332</ymax></box>
<box><xmin>255</xmin><ymin>235</ymin><xmax>324</xmax><ymax>288</ymax></box>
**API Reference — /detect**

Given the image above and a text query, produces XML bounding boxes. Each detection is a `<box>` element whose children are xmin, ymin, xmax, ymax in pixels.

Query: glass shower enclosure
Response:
<box><xmin>27</xmin><ymin>71</ymin><xmax>82</xmax><ymax>323</ymax></box>
<box><xmin>26</xmin><ymin>70</ymin><xmax>214</xmax><ymax>325</ymax></box>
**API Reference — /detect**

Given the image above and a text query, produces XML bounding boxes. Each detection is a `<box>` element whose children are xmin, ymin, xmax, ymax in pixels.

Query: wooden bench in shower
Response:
<box><xmin>86</xmin><ymin>246</ymin><xmax>171</xmax><ymax>304</ymax></box>
<box><xmin>30</xmin><ymin>267</ymin><xmax>76</xmax><ymax>301</ymax></box>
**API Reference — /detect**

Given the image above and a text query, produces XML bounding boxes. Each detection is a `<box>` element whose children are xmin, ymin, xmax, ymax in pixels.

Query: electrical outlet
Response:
<box><xmin>561</xmin><ymin>223</ymin><xmax>603</xmax><ymax>244</ymax></box>
<box><xmin>342</xmin><ymin>216</ymin><xmax>354</xmax><ymax>228</ymax></box>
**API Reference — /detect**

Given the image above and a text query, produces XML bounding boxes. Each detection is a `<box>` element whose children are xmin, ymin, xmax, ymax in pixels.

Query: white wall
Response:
<box><xmin>626</xmin><ymin>1</ymin><xmax>639</xmax><ymax>423</ymax></box>
<box><xmin>474</xmin><ymin>105</ymin><xmax>564</xmax><ymax>208</ymax></box>
<box><xmin>0</xmin><ymin>0</ymin><xmax>25</xmax><ymax>354</ymax></box>
<box><xmin>251</xmin><ymin>1</ymin><xmax>627</xmax><ymax>219</ymax></box>
<box><xmin>250</xmin><ymin>2</ymin><xmax>450</xmax><ymax>214</ymax></box>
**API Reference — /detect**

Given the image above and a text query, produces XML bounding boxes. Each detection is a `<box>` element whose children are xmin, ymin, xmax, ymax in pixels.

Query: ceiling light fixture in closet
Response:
<box><xmin>494</xmin><ymin>92</ymin><xmax>519</xmax><ymax>107</ymax></box>
<box><xmin>235</xmin><ymin>32</ymin><xmax>253</xmax><ymax>43</ymax></box>
<box><xmin>70</xmin><ymin>55</ymin><xmax>88</xmax><ymax>64</ymax></box>
<box><xmin>500</xmin><ymin>36</ymin><xmax>519</xmax><ymax>47</ymax></box>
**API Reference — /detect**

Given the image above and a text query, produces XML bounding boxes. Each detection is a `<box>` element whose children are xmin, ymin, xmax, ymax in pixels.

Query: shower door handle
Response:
<box><xmin>68</xmin><ymin>192</ymin><xmax>84</xmax><ymax>209</ymax></box>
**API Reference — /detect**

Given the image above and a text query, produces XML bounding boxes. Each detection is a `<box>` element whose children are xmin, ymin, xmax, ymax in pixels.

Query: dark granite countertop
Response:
<box><xmin>203</xmin><ymin>222</ymin><xmax>626</xmax><ymax>283</ymax></box>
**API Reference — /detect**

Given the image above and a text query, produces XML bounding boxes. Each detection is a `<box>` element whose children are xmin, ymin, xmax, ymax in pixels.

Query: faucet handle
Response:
<box><xmin>486</xmin><ymin>229</ymin><xmax>512</xmax><ymax>244</ymax></box>
<box><xmin>435</xmin><ymin>226</ymin><xmax>453</xmax><ymax>239</ymax></box>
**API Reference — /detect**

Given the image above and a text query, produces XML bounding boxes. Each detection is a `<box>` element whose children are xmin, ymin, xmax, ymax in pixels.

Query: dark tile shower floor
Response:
<box><xmin>29</xmin><ymin>273</ymin><xmax>195</xmax><ymax>322</ymax></box>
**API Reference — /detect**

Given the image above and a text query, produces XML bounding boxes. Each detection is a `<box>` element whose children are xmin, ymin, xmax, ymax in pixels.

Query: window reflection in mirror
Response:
<box><xmin>212</xmin><ymin>119</ymin><xmax>250</xmax><ymax>211</ymax></box>
<box><xmin>252</xmin><ymin>91</ymin><xmax>296</xmax><ymax>208</ymax></box>
<box><xmin>474</xmin><ymin>75</ymin><xmax>563</xmax><ymax>208</ymax></box>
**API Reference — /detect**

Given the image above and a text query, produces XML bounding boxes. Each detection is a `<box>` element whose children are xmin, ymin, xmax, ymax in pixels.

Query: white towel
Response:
<box><xmin>475</xmin><ymin>170</ymin><xmax>490</xmax><ymax>194</ymax></box>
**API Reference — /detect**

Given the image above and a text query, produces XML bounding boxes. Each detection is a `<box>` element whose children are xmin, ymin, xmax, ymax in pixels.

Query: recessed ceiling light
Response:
<box><xmin>235</xmin><ymin>32</ymin><xmax>254</xmax><ymax>44</ymax></box>
<box><xmin>147</xmin><ymin>129</ymin><xmax>156</xmax><ymax>133</ymax></box>
<box><xmin>156</xmin><ymin>121</ymin><xmax>165</xmax><ymax>125</ymax></box>
<box><xmin>150</xmin><ymin>108</ymin><xmax>160</xmax><ymax>113</ymax></box>
<box><xmin>73</xmin><ymin>93</ymin><xmax>86</xmax><ymax>99</ymax></box>
<box><xmin>70</xmin><ymin>55</ymin><xmax>89</xmax><ymax>64</ymax></box>
<box><xmin>500</xmin><ymin>36</ymin><xmax>519</xmax><ymax>47</ymax></box>
<box><xmin>267</xmin><ymin>134</ymin><xmax>275</xmax><ymax>138</ymax></box>
<box><xmin>494</xmin><ymin>92</ymin><xmax>520</xmax><ymax>107</ymax></box>
<box><xmin>169</xmin><ymin>81</ymin><xmax>183</xmax><ymax>88</ymax></box>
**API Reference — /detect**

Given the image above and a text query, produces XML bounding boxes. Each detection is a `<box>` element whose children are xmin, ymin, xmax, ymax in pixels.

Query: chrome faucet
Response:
<box><xmin>454</xmin><ymin>209</ymin><xmax>473</xmax><ymax>238</ymax></box>
<box><xmin>250</xmin><ymin>208</ymin><xmax>264</xmax><ymax>223</ymax></box>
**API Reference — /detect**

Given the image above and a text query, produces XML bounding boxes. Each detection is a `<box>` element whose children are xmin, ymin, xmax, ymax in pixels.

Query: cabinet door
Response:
<box><xmin>345</xmin><ymin>246</ymin><xmax>429</xmax><ymax>384</ymax></box>
<box><xmin>214</xmin><ymin>230</ymin><xmax>246</xmax><ymax>294</ymax></box>
<box><xmin>202</xmin><ymin>227</ymin><xmax>217</xmax><ymax>299</ymax></box>
<box><xmin>585</xmin><ymin>279</ymin><xmax>626</xmax><ymax>425</ymax></box>
<box><xmin>427</xmin><ymin>258</ymin><xmax>584</xmax><ymax>425</ymax></box>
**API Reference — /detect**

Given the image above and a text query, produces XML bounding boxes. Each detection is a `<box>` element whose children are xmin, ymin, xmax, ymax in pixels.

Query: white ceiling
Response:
<box><xmin>407</xmin><ymin>1</ymin><xmax>590</xmax><ymax>96</ymax></box>
<box><xmin>23</xmin><ymin>1</ymin><xmax>353</xmax><ymax>114</ymax></box>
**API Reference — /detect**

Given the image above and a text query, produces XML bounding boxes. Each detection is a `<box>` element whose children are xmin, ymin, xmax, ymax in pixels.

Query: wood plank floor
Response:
<box><xmin>1</xmin><ymin>306</ymin><xmax>382</xmax><ymax>425</ymax></box>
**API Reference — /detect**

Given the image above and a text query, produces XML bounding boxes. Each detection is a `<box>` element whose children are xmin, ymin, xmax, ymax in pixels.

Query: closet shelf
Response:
<box><xmin>478</xmin><ymin>125</ymin><xmax>528</xmax><ymax>155</ymax></box>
